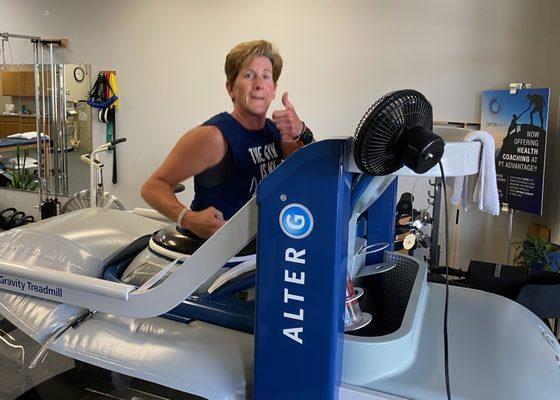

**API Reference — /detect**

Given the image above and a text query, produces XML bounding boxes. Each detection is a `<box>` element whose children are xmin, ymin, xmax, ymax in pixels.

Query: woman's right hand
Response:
<box><xmin>183</xmin><ymin>206</ymin><xmax>226</xmax><ymax>239</ymax></box>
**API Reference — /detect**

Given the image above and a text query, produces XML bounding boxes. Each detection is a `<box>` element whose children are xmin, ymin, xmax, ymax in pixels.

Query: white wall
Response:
<box><xmin>542</xmin><ymin>4</ymin><xmax>560</xmax><ymax>244</ymax></box>
<box><xmin>1</xmin><ymin>0</ymin><xmax>559</xmax><ymax>265</ymax></box>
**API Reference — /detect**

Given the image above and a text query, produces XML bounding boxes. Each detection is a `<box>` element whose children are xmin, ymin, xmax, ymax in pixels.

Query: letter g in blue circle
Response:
<box><xmin>279</xmin><ymin>203</ymin><xmax>314</xmax><ymax>239</ymax></box>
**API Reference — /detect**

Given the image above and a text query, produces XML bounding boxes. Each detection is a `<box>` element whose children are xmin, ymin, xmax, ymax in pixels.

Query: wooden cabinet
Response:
<box><xmin>25</xmin><ymin>72</ymin><xmax>36</xmax><ymax>96</ymax></box>
<box><xmin>0</xmin><ymin>116</ymin><xmax>45</xmax><ymax>138</ymax></box>
<box><xmin>5</xmin><ymin>121</ymin><xmax>36</xmax><ymax>136</ymax></box>
<box><xmin>2</xmin><ymin>71</ymin><xmax>20</xmax><ymax>96</ymax></box>
<box><xmin>1</xmin><ymin>71</ymin><xmax>50</xmax><ymax>97</ymax></box>
<box><xmin>1</xmin><ymin>71</ymin><xmax>33</xmax><ymax>97</ymax></box>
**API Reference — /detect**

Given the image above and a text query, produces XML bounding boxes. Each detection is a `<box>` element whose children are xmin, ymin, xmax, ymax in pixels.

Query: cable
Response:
<box><xmin>0</xmin><ymin>38</ymin><xmax>6</xmax><ymax>67</ymax></box>
<box><xmin>438</xmin><ymin>160</ymin><xmax>452</xmax><ymax>400</ymax></box>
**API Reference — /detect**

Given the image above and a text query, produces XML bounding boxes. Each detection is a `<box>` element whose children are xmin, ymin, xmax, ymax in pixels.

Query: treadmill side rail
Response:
<box><xmin>0</xmin><ymin>259</ymin><xmax>135</xmax><ymax>300</ymax></box>
<box><xmin>0</xmin><ymin>197</ymin><xmax>257</xmax><ymax>318</ymax></box>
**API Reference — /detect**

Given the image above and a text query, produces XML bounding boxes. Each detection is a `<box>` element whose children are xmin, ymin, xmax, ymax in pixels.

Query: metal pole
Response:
<box><xmin>0</xmin><ymin>32</ymin><xmax>41</xmax><ymax>41</ymax></box>
<box><xmin>59</xmin><ymin>64</ymin><xmax>69</xmax><ymax>194</ymax></box>
<box><xmin>507</xmin><ymin>209</ymin><xmax>514</xmax><ymax>265</ymax></box>
<box><xmin>90</xmin><ymin>150</ymin><xmax>97</xmax><ymax>208</ymax></box>
<box><xmin>33</xmin><ymin>42</ymin><xmax>44</xmax><ymax>211</ymax></box>
<box><xmin>40</xmin><ymin>45</ymin><xmax>47</xmax><ymax>188</ymax></box>
<box><xmin>49</xmin><ymin>43</ymin><xmax>60</xmax><ymax>198</ymax></box>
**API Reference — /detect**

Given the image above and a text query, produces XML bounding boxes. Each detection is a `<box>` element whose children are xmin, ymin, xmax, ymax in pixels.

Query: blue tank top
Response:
<box><xmin>190</xmin><ymin>112</ymin><xmax>282</xmax><ymax>219</ymax></box>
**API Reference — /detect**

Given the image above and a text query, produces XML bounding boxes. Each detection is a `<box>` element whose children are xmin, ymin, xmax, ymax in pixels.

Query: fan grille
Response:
<box><xmin>61</xmin><ymin>189</ymin><xmax>125</xmax><ymax>213</ymax></box>
<box><xmin>353</xmin><ymin>90</ymin><xmax>433</xmax><ymax>175</ymax></box>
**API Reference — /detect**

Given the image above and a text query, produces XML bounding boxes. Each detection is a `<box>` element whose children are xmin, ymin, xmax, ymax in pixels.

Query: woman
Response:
<box><xmin>141</xmin><ymin>40</ymin><xmax>314</xmax><ymax>238</ymax></box>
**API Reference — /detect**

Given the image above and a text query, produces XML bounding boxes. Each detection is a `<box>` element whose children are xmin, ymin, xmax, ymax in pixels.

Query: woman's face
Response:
<box><xmin>227</xmin><ymin>56</ymin><xmax>277</xmax><ymax>118</ymax></box>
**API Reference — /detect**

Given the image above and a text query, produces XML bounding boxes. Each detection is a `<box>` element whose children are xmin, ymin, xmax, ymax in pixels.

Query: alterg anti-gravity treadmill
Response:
<box><xmin>0</xmin><ymin>90</ymin><xmax>558</xmax><ymax>400</ymax></box>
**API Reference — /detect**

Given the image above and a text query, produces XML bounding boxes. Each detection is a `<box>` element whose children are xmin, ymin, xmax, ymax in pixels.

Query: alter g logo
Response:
<box><xmin>279</xmin><ymin>203</ymin><xmax>314</xmax><ymax>239</ymax></box>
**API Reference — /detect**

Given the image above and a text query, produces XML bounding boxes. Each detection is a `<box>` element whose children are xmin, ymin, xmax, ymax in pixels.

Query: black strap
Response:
<box><xmin>112</xmin><ymin>112</ymin><xmax>117</xmax><ymax>184</ymax></box>
<box><xmin>88</xmin><ymin>74</ymin><xmax>108</xmax><ymax>103</ymax></box>
<box><xmin>88</xmin><ymin>73</ymin><xmax>117</xmax><ymax>104</ymax></box>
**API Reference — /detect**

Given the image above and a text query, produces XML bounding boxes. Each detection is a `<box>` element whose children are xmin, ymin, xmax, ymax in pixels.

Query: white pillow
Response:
<box><xmin>20</xmin><ymin>131</ymin><xmax>38</xmax><ymax>140</ymax></box>
<box><xmin>7</xmin><ymin>132</ymin><xmax>49</xmax><ymax>140</ymax></box>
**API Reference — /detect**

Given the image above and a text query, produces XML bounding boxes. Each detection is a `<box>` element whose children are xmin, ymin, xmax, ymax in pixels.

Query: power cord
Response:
<box><xmin>438</xmin><ymin>160</ymin><xmax>452</xmax><ymax>400</ymax></box>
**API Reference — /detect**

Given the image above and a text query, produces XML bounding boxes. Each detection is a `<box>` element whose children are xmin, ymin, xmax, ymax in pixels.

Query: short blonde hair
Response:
<box><xmin>225</xmin><ymin>40</ymin><xmax>283</xmax><ymax>84</ymax></box>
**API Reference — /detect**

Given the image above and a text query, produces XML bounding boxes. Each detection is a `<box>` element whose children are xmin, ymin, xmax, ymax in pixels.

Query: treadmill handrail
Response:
<box><xmin>0</xmin><ymin>259</ymin><xmax>135</xmax><ymax>300</ymax></box>
<box><xmin>0</xmin><ymin>197</ymin><xmax>257</xmax><ymax>318</ymax></box>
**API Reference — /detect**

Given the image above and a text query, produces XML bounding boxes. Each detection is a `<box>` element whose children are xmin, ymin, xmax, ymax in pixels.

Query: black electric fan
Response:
<box><xmin>353</xmin><ymin>89</ymin><xmax>445</xmax><ymax>175</ymax></box>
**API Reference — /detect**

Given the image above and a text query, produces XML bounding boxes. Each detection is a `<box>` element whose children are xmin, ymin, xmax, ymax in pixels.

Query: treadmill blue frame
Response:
<box><xmin>254</xmin><ymin>139</ymin><xmax>351</xmax><ymax>400</ymax></box>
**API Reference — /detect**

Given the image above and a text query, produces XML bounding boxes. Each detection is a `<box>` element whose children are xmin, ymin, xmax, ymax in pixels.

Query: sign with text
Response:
<box><xmin>481</xmin><ymin>88</ymin><xmax>549</xmax><ymax>215</ymax></box>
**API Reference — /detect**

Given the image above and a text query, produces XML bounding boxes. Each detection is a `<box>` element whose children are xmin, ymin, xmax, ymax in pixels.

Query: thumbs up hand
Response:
<box><xmin>272</xmin><ymin>92</ymin><xmax>304</xmax><ymax>141</ymax></box>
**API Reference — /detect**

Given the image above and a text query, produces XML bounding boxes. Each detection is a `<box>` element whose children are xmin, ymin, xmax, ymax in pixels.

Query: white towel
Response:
<box><xmin>451</xmin><ymin>130</ymin><xmax>500</xmax><ymax>216</ymax></box>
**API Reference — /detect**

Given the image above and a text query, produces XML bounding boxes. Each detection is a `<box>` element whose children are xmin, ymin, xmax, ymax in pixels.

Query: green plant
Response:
<box><xmin>513</xmin><ymin>235</ymin><xmax>559</xmax><ymax>271</ymax></box>
<box><xmin>7</xmin><ymin>145</ymin><xmax>38</xmax><ymax>191</ymax></box>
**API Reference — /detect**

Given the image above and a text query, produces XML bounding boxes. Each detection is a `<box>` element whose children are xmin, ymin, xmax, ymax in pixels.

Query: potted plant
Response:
<box><xmin>513</xmin><ymin>235</ymin><xmax>560</xmax><ymax>272</ymax></box>
<box><xmin>7</xmin><ymin>145</ymin><xmax>38</xmax><ymax>191</ymax></box>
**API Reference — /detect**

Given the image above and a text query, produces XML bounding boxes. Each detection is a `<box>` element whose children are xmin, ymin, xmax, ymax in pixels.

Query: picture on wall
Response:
<box><xmin>481</xmin><ymin>88</ymin><xmax>550</xmax><ymax>215</ymax></box>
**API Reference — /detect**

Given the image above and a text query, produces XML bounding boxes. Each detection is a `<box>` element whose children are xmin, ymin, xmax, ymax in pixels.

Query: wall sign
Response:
<box><xmin>481</xmin><ymin>88</ymin><xmax>550</xmax><ymax>215</ymax></box>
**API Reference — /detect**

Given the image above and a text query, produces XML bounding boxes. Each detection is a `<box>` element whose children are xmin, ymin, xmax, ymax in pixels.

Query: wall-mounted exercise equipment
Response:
<box><xmin>87</xmin><ymin>70</ymin><xmax>121</xmax><ymax>184</ymax></box>
<box><xmin>1</xmin><ymin>32</ymin><xmax>69</xmax><ymax>219</ymax></box>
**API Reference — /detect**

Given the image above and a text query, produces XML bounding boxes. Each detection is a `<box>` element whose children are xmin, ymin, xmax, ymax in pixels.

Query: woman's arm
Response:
<box><xmin>141</xmin><ymin>125</ymin><xmax>228</xmax><ymax>238</ymax></box>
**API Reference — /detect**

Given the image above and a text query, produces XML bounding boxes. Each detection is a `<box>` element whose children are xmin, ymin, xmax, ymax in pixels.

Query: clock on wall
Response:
<box><xmin>73</xmin><ymin>66</ymin><xmax>85</xmax><ymax>82</ymax></box>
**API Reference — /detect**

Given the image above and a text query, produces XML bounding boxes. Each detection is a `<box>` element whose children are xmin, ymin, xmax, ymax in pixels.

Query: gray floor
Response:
<box><xmin>0</xmin><ymin>320</ymin><xmax>75</xmax><ymax>399</ymax></box>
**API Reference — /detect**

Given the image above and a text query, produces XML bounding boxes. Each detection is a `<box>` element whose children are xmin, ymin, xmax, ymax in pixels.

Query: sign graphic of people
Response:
<box><xmin>525</xmin><ymin>93</ymin><xmax>547</xmax><ymax>128</ymax></box>
<box><xmin>481</xmin><ymin>88</ymin><xmax>550</xmax><ymax>215</ymax></box>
